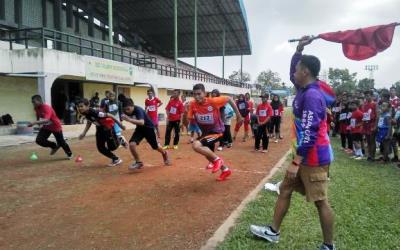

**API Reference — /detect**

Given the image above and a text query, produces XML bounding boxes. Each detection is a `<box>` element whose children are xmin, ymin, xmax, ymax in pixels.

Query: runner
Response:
<box><xmin>250</xmin><ymin>37</ymin><xmax>335</xmax><ymax>250</ymax></box>
<box><xmin>28</xmin><ymin>95</ymin><xmax>73</xmax><ymax>159</ymax></box>
<box><xmin>255</xmin><ymin>93</ymin><xmax>273</xmax><ymax>153</ymax></box>
<box><xmin>77</xmin><ymin>98</ymin><xmax>125</xmax><ymax>167</ymax></box>
<box><xmin>233</xmin><ymin>94</ymin><xmax>250</xmax><ymax>142</ymax></box>
<box><xmin>270</xmin><ymin>94</ymin><xmax>284</xmax><ymax>143</ymax></box>
<box><xmin>105</xmin><ymin>91</ymin><xmax>128</xmax><ymax>148</ymax></box>
<box><xmin>121</xmin><ymin>98</ymin><xmax>170</xmax><ymax>170</ymax></box>
<box><xmin>188</xmin><ymin>83</ymin><xmax>242</xmax><ymax>181</ymax></box>
<box><xmin>145</xmin><ymin>89</ymin><xmax>163</xmax><ymax>138</ymax></box>
<box><xmin>163</xmin><ymin>89</ymin><xmax>184</xmax><ymax>149</ymax></box>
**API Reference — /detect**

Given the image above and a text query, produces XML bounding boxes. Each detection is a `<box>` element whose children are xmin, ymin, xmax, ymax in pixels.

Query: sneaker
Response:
<box><xmin>67</xmin><ymin>154</ymin><xmax>74</xmax><ymax>160</ymax></box>
<box><xmin>162</xmin><ymin>145</ymin><xmax>169</xmax><ymax>150</ymax></box>
<box><xmin>119</xmin><ymin>136</ymin><xmax>129</xmax><ymax>149</ymax></box>
<box><xmin>50</xmin><ymin>145</ymin><xmax>60</xmax><ymax>155</ymax></box>
<box><xmin>128</xmin><ymin>161</ymin><xmax>144</xmax><ymax>170</ymax></box>
<box><xmin>162</xmin><ymin>151</ymin><xmax>170</xmax><ymax>166</ymax></box>
<box><xmin>173</xmin><ymin>145</ymin><xmax>179</xmax><ymax>150</ymax></box>
<box><xmin>274</xmin><ymin>139</ymin><xmax>278</xmax><ymax>143</ymax></box>
<box><xmin>227</xmin><ymin>143</ymin><xmax>232</xmax><ymax>148</ymax></box>
<box><xmin>354</xmin><ymin>156</ymin><xmax>363</xmax><ymax>160</ymax></box>
<box><xmin>261</xmin><ymin>150</ymin><xmax>268</xmax><ymax>153</ymax></box>
<box><xmin>319</xmin><ymin>243</ymin><xmax>336</xmax><ymax>250</ymax></box>
<box><xmin>254</xmin><ymin>148</ymin><xmax>260</xmax><ymax>152</ymax></box>
<box><xmin>108</xmin><ymin>158</ymin><xmax>123</xmax><ymax>167</ymax></box>
<box><xmin>206</xmin><ymin>162</ymin><xmax>213</xmax><ymax>170</ymax></box>
<box><xmin>249</xmin><ymin>225</ymin><xmax>280</xmax><ymax>243</ymax></box>
<box><xmin>216</xmin><ymin>169</ymin><xmax>231</xmax><ymax>181</ymax></box>
<box><xmin>217</xmin><ymin>146</ymin><xmax>223</xmax><ymax>151</ymax></box>
<box><xmin>350</xmin><ymin>155</ymin><xmax>357</xmax><ymax>159</ymax></box>
<box><xmin>211</xmin><ymin>158</ymin><xmax>224</xmax><ymax>173</ymax></box>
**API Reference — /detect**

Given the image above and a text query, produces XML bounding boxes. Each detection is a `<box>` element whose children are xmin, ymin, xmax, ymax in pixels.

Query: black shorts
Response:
<box><xmin>130</xmin><ymin>126</ymin><xmax>159</xmax><ymax>150</ymax></box>
<box><xmin>351</xmin><ymin>133</ymin><xmax>363</xmax><ymax>142</ymax></box>
<box><xmin>199</xmin><ymin>133</ymin><xmax>223</xmax><ymax>151</ymax></box>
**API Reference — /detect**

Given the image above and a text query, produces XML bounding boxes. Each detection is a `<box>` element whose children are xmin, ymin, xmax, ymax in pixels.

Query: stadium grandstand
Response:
<box><xmin>0</xmin><ymin>0</ymin><xmax>252</xmax><ymax>126</ymax></box>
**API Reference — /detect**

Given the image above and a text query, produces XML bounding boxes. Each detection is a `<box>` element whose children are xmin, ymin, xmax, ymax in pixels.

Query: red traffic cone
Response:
<box><xmin>75</xmin><ymin>155</ymin><xmax>83</xmax><ymax>163</ymax></box>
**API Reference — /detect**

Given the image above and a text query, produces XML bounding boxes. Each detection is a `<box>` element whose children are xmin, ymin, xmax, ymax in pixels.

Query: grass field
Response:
<box><xmin>218</xmin><ymin>138</ymin><xmax>400</xmax><ymax>250</ymax></box>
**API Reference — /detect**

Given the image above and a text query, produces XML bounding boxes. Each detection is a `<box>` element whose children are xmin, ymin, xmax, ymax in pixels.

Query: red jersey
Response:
<box><xmin>166</xmin><ymin>98</ymin><xmax>184</xmax><ymax>121</ymax></box>
<box><xmin>188</xmin><ymin>96</ymin><xmax>229</xmax><ymax>134</ymax></box>
<box><xmin>145</xmin><ymin>97</ymin><xmax>162</xmax><ymax>119</ymax></box>
<box><xmin>256</xmin><ymin>102</ymin><xmax>273</xmax><ymax>123</ymax></box>
<box><xmin>34</xmin><ymin>104</ymin><xmax>62</xmax><ymax>132</ymax></box>
<box><xmin>361</xmin><ymin>101</ymin><xmax>377</xmax><ymax>134</ymax></box>
<box><xmin>247</xmin><ymin>100</ymin><xmax>254</xmax><ymax>114</ymax></box>
<box><xmin>350</xmin><ymin>109</ymin><xmax>363</xmax><ymax>134</ymax></box>
<box><xmin>272</xmin><ymin>104</ymin><xmax>284</xmax><ymax>117</ymax></box>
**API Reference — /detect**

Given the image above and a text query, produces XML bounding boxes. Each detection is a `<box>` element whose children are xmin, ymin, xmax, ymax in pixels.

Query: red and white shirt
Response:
<box><xmin>256</xmin><ymin>102</ymin><xmax>273</xmax><ymax>123</ymax></box>
<box><xmin>145</xmin><ymin>97</ymin><xmax>162</xmax><ymax>120</ymax></box>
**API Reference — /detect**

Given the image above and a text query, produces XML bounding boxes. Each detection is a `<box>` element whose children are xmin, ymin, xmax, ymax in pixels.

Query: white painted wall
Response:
<box><xmin>0</xmin><ymin>48</ymin><xmax>250</xmax><ymax>95</ymax></box>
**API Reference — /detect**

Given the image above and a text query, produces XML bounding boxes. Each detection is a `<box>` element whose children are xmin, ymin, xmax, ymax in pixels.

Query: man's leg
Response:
<box><xmin>164</xmin><ymin>122</ymin><xmax>173</xmax><ymax>146</ymax></box>
<box><xmin>254</xmin><ymin>126</ymin><xmax>261</xmax><ymax>150</ymax></box>
<box><xmin>53</xmin><ymin>131</ymin><xmax>72</xmax><ymax>156</ymax></box>
<box><xmin>262</xmin><ymin>124</ymin><xmax>269</xmax><ymax>150</ymax></box>
<box><xmin>96</xmin><ymin>130</ymin><xmax>118</xmax><ymax>161</ymax></box>
<box><xmin>173</xmin><ymin>121</ymin><xmax>180</xmax><ymax>146</ymax></box>
<box><xmin>192</xmin><ymin>140</ymin><xmax>218</xmax><ymax>162</ymax></box>
<box><xmin>315</xmin><ymin>200</ymin><xmax>334</xmax><ymax>246</ymax></box>
<box><xmin>129</xmin><ymin>142</ymin><xmax>141</xmax><ymax>162</ymax></box>
<box><xmin>233</xmin><ymin>120</ymin><xmax>242</xmax><ymax>140</ymax></box>
<box><xmin>36</xmin><ymin>129</ymin><xmax>57</xmax><ymax>149</ymax></box>
<box><xmin>340</xmin><ymin>133</ymin><xmax>346</xmax><ymax>149</ymax></box>
<box><xmin>271</xmin><ymin>182</ymin><xmax>295</xmax><ymax>231</ymax></box>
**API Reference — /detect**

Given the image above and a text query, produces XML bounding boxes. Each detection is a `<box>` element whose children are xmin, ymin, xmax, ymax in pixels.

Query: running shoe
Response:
<box><xmin>319</xmin><ymin>243</ymin><xmax>336</xmax><ymax>250</ymax></box>
<box><xmin>173</xmin><ymin>145</ymin><xmax>179</xmax><ymax>150</ymax></box>
<box><xmin>119</xmin><ymin>136</ymin><xmax>129</xmax><ymax>149</ymax></box>
<box><xmin>128</xmin><ymin>161</ymin><xmax>144</xmax><ymax>170</ymax></box>
<box><xmin>217</xmin><ymin>146</ymin><xmax>223</xmax><ymax>151</ymax></box>
<box><xmin>162</xmin><ymin>151</ymin><xmax>170</xmax><ymax>166</ymax></box>
<box><xmin>354</xmin><ymin>156</ymin><xmax>363</xmax><ymax>160</ymax></box>
<box><xmin>211</xmin><ymin>158</ymin><xmax>224</xmax><ymax>173</ymax></box>
<box><xmin>249</xmin><ymin>225</ymin><xmax>280</xmax><ymax>243</ymax></box>
<box><xmin>67</xmin><ymin>154</ymin><xmax>74</xmax><ymax>160</ymax></box>
<box><xmin>50</xmin><ymin>145</ymin><xmax>60</xmax><ymax>155</ymax></box>
<box><xmin>216</xmin><ymin>169</ymin><xmax>231</xmax><ymax>181</ymax></box>
<box><xmin>206</xmin><ymin>162</ymin><xmax>213</xmax><ymax>170</ymax></box>
<box><xmin>274</xmin><ymin>139</ymin><xmax>278</xmax><ymax>143</ymax></box>
<box><xmin>162</xmin><ymin>145</ymin><xmax>169</xmax><ymax>150</ymax></box>
<box><xmin>108</xmin><ymin>158</ymin><xmax>123</xmax><ymax>167</ymax></box>
<box><xmin>261</xmin><ymin>150</ymin><xmax>268</xmax><ymax>153</ymax></box>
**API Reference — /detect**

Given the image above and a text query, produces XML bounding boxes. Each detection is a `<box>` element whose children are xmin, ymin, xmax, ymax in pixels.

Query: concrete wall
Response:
<box><xmin>0</xmin><ymin>76</ymin><xmax>37</xmax><ymax>122</ymax></box>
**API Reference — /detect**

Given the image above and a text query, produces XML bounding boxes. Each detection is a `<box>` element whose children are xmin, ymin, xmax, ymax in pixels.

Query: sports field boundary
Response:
<box><xmin>200</xmin><ymin>149</ymin><xmax>291</xmax><ymax>250</ymax></box>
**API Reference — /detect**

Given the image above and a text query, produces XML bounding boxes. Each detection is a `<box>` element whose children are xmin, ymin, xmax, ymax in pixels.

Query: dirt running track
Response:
<box><xmin>0</xmin><ymin>117</ymin><xmax>290</xmax><ymax>250</ymax></box>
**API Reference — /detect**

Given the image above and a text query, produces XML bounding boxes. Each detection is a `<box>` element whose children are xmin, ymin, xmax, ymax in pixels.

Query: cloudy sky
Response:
<box><xmin>181</xmin><ymin>0</ymin><xmax>400</xmax><ymax>88</ymax></box>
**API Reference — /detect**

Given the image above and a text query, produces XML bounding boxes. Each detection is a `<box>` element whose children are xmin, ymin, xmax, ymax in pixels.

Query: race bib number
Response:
<box><xmin>350</xmin><ymin>118</ymin><xmax>356</xmax><ymax>128</ymax></box>
<box><xmin>274</xmin><ymin>110</ymin><xmax>279</xmax><ymax>116</ymax></box>
<box><xmin>238</xmin><ymin>103</ymin><xmax>246</xmax><ymax>110</ymax></box>
<box><xmin>363</xmin><ymin>111</ymin><xmax>371</xmax><ymax>121</ymax></box>
<box><xmin>347</xmin><ymin>112</ymin><xmax>352</xmax><ymax>119</ymax></box>
<box><xmin>98</xmin><ymin>112</ymin><xmax>106</xmax><ymax>118</ymax></box>
<box><xmin>170</xmin><ymin>107</ymin><xmax>177</xmax><ymax>114</ymax></box>
<box><xmin>148</xmin><ymin>105</ymin><xmax>156</xmax><ymax>112</ymax></box>
<box><xmin>39</xmin><ymin>118</ymin><xmax>52</xmax><ymax>126</ymax></box>
<box><xmin>378</xmin><ymin>117</ymin><xmax>384</xmax><ymax>127</ymax></box>
<box><xmin>196</xmin><ymin>113</ymin><xmax>214</xmax><ymax>125</ymax></box>
<box><xmin>108</xmin><ymin>104</ymin><xmax>118</xmax><ymax>112</ymax></box>
<box><xmin>339</xmin><ymin>113</ymin><xmax>347</xmax><ymax>121</ymax></box>
<box><xmin>259</xmin><ymin>110</ymin><xmax>267</xmax><ymax>117</ymax></box>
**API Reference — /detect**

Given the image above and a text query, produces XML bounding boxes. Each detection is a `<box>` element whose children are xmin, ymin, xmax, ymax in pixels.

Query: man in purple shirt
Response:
<box><xmin>250</xmin><ymin>37</ymin><xmax>335</xmax><ymax>250</ymax></box>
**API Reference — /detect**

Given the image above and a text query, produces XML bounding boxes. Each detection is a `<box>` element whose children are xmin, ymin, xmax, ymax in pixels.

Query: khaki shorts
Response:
<box><xmin>280</xmin><ymin>165</ymin><xmax>330</xmax><ymax>202</ymax></box>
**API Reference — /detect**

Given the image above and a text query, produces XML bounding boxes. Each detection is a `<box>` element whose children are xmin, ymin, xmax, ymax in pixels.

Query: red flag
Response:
<box><xmin>318</xmin><ymin>23</ymin><xmax>398</xmax><ymax>60</ymax></box>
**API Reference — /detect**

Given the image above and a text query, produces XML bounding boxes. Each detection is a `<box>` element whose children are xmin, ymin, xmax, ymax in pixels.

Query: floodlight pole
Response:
<box><xmin>174</xmin><ymin>0</ymin><xmax>178</xmax><ymax>69</ymax></box>
<box><xmin>108</xmin><ymin>0</ymin><xmax>113</xmax><ymax>46</ymax></box>
<box><xmin>194</xmin><ymin>0</ymin><xmax>198</xmax><ymax>72</ymax></box>
<box><xmin>240</xmin><ymin>54</ymin><xmax>243</xmax><ymax>82</ymax></box>
<box><xmin>222</xmin><ymin>27</ymin><xmax>225</xmax><ymax>78</ymax></box>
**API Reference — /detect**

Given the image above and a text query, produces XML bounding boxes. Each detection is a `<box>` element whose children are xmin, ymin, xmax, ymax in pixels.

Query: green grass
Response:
<box><xmin>218</xmin><ymin>139</ymin><xmax>400</xmax><ymax>250</ymax></box>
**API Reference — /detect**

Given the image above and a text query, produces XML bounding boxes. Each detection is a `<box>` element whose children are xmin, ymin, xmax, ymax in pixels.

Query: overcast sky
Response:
<box><xmin>181</xmin><ymin>0</ymin><xmax>400</xmax><ymax>88</ymax></box>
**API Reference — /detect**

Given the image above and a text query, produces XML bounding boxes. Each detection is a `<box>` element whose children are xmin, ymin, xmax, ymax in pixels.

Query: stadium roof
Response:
<box><xmin>73</xmin><ymin>0</ymin><xmax>252</xmax><ymax>58</ymax></box>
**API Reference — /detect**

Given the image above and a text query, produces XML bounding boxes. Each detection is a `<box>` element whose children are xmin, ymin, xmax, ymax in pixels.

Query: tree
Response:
<box><xmin>328</xmin><ymin>68</ymin><xmax>357</xmax><ymax>94</ymax></box>
<box><xmin>256</xmin><ymin>70</ymin><xmax>282</xmax><ymax>89</ymax></box>
<box><xmin>357</xmin><ymin>78</ymin><xmax>375</xmax><ymax>91</ymax></box>
<box><xmin>228</xmin><ymin>70</ymin><xmax>251</xmax><ymax>83</ymax></box>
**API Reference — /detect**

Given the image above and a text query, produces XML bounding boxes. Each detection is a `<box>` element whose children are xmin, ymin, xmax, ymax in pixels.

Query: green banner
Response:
<box><xmin>85</xmin><ymin>57</ymin><xmax>134</xmax><ymax>84</ymax></box>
